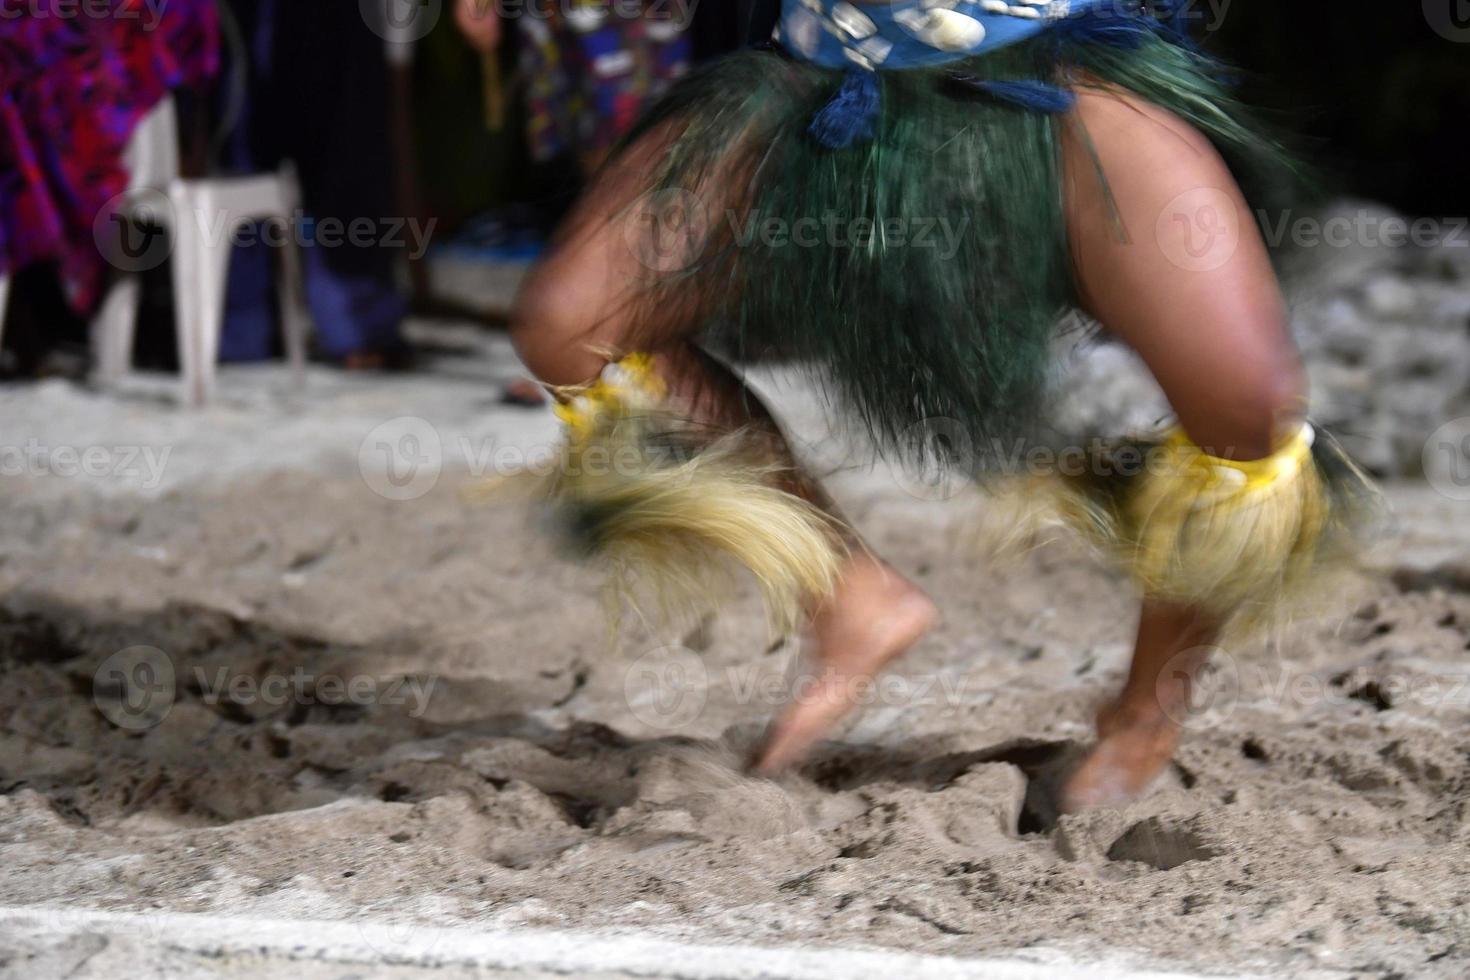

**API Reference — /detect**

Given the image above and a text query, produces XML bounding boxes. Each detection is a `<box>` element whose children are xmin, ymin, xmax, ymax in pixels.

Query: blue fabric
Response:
<box><xmin>775</xmin><ymin>0</ymin><xmax>1113</xmax><ymax>71</ymax></box>
<box><xmin>300</xmin><ymin>242</ymin><xmax>407</xmax><ymax>360</ymax></box>
<box><xmin>808</xmin><ymin>67</ymin><xmax>882</xmax><ymax>148</ymax></box>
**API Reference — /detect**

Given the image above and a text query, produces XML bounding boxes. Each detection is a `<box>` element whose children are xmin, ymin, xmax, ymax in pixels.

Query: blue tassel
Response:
<box><xmin>808</xmin><ymin>68</ymin><xmax>881</xmax><ymax>150</ymax></box>
<box><xmin>949</xmin><ymin>77</ymin><xmax>1077</xmax><ymax>114</ymax></box>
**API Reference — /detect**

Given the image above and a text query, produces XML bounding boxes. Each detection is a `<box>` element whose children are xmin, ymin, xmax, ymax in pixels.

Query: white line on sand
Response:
<box><xmin>0</xmin><ymin>905</ymin><xmax>1257</xmax><ymax>980</ymax></box>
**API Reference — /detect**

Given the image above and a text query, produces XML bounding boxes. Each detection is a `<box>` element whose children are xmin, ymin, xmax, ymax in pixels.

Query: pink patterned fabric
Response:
<box><xmin>0</xmin><ymin>0</ymin><xmax>219</xmax><ymax>311</ymax></box>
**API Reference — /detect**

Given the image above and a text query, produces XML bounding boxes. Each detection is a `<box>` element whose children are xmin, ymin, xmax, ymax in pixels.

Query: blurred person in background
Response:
<box><xmin>453</xmin><ymin>0</ymin><xmax>695</xmax><ymax>178</ymax></box>
<box><xmin>218</xmin><ymin>0</ymin><xmax>409</xmax><ymax>370</ymax></box>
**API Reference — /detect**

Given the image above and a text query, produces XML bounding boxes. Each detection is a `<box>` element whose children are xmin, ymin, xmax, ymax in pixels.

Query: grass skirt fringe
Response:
<box><xmin>613</xmin><ymin>27</ymin><xmax>1295</xmax><ymax>465</ymax></box>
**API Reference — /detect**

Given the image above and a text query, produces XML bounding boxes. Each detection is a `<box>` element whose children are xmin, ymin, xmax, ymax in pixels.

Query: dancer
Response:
<box><xmin>507</xmin><ymin>0</ymin><xmax>1374</xmax><ymax>810</ymax></box>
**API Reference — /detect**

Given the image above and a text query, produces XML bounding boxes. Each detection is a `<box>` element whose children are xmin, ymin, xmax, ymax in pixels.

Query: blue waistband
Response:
<box><xmin>775</xmin><ymin>0</ymin><xmax>1115</xmax><ymax>70</ymax></box>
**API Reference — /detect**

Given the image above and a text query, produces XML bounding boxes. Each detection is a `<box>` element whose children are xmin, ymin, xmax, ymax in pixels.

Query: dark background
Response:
<box><xmin>1210</xmin><ymin>1</ymin><xmax>1469</xmax><ymax>216</ymax></box>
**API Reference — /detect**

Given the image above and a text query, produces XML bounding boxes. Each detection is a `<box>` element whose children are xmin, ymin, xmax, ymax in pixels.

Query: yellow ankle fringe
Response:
<box><xmin>1124</xmin><ymin>424</ymin><xmax>1325</xmax><ymax>612</ymax></box>
<box><xmin>513</xmin><ymin>354</ymin><xmax>844</xmax><ymax>633</ymax></box>
<box><xmin>1052</xmin><ymin>422</ymin><xmax>1355</xmax><ymax>619</ymax></box>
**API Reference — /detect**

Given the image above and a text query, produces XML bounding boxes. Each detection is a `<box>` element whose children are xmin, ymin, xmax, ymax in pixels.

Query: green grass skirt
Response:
<box><xmin>612</xmin><ymin>30</ymin><xmax>1295</xmax><ymax>466</ymax></box>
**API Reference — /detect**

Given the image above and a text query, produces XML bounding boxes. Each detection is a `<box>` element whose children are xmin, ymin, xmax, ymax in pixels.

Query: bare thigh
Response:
<box><xmin>1061</xmin><ymin>86</ymin><xmax>1305</xmax><ymax>460</ymax></box>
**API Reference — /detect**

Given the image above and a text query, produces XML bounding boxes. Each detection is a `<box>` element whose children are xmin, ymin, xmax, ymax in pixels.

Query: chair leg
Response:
<box><xmin>275</xmin><ymin>224</ymin><xmax>309</xmax><ymax>391</ymax></box>
<box><xmin>0</xmin><ymin>276</ymin><xmax>10</xmax><ymax>356</ymax></box>
<box><xmin>91</xmin><ymin>276</ymin><xmax>141</xmax><ymax>384</ymax></box>
<box><xmin>169</xmin><ymin>184</ymin><xmax>232</xmax><ymax>407</ymax></box>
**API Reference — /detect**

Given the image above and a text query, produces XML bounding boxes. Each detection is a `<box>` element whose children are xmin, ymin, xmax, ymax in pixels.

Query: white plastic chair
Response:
<box><xmin>92</xmin><ymin>95</ymin><xmax>310</xmax><ymax>406</ymax></box>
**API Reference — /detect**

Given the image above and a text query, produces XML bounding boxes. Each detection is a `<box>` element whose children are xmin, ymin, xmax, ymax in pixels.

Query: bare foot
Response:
<box><xmin>1059</xmin><ymin>701</ymin><xmax>1182</xmax><ymax>813</ymax></box>
<box><xmin>751</xmin><ymin>556</ymin><xmax>937</xmax><ymax>775</ymax></box>
<box><xmin>342</xmin><ymin>351</ymin><xmax>386</xmax><ymax>372</ymax></box>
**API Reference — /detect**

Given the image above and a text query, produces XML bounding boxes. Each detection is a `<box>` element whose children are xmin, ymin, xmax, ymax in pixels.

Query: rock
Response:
<box><xmin>1363</xmin><ymin>276</ymin><xmax>1421</xmax><ymax>319</ymax></box>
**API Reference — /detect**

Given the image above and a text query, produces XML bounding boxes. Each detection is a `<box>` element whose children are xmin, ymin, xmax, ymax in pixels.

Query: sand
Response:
<box><xmin>1</xmin><ymin>325</ymin><xmax>1468</xmax><ymax>979</ymax></box>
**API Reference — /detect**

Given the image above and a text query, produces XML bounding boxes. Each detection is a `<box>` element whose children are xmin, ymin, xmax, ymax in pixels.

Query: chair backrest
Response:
<box><xmin>124</xmin><ymin>95</ymin><xmax>181</xmax><ymax>193</ymax></box>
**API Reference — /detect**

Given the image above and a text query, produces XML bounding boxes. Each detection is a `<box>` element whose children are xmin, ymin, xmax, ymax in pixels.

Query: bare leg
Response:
<box><xmin>511</xmin><ymin>128</ymin><xmax>937</xmax><ymax>775</ymax></box>
<box><xmin>1057</xmin><ymin>86</ymin><xmax>1305</xmax><ymax>811</ymax></box>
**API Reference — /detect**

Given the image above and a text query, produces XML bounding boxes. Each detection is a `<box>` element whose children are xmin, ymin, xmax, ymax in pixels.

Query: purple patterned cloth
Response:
<box><xmin>0</xmin><ymin>0</ymin><xmax>219</xmax><ymax>312</ymax></box>
<box><xmin>520</xmin><ymin>1</ymin><xmax>692</xmax><ymax>164</ymax></box>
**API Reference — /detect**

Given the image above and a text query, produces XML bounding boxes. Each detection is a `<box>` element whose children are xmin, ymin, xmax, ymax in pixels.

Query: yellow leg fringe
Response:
<box><xmin>1117</xmin><ymin>423</ymin><xmax>1328</xmax><ymax>613</ymax></box>
<box><xmin>497</xmin><ymin>355</ymin><xmax>845</xmax><ymax>633</ymax></box>
<box><xmin>1010</xmin><ymin>421</ymin><xmax>1379</xmax><ymax>626</ymax></box>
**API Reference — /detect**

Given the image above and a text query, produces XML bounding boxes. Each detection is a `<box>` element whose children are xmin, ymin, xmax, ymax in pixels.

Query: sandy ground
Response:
<box><xmin>1</xmin><ymin>326</ymin><xmax>1468</xmax><ymax>978</ymax></box>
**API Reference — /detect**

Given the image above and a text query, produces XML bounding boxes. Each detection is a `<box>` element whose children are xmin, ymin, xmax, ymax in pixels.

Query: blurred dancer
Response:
<box><xmin>507</xmin><ymin>1</ymin><xmax>1376</xmax><ymax>809</ymax></box>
